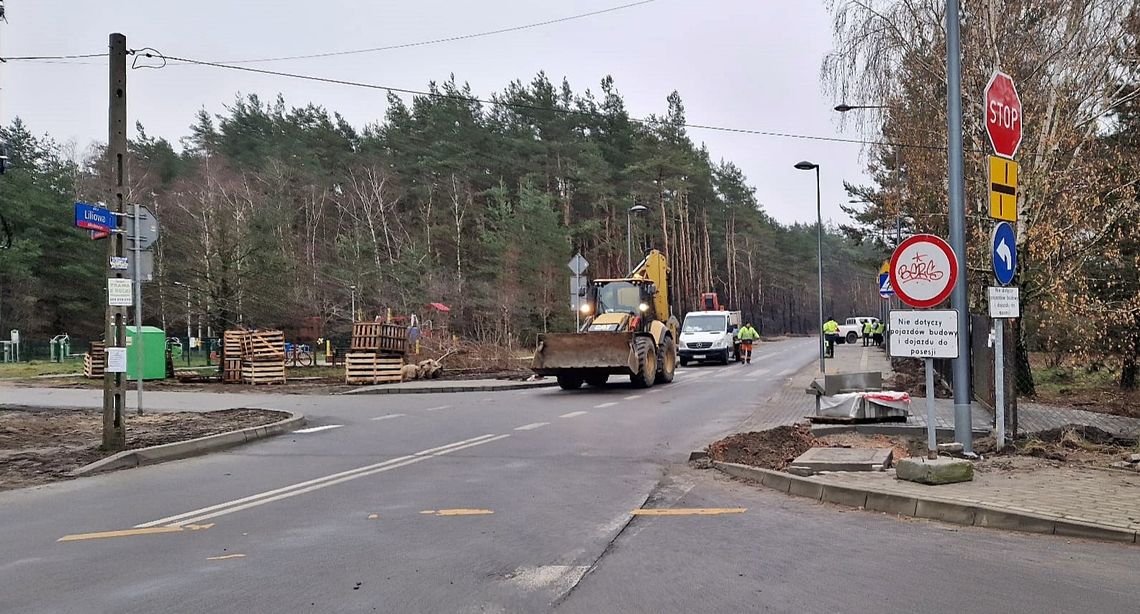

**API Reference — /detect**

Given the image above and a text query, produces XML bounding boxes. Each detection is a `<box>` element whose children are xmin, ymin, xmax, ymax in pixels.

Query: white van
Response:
<box><xmin>679</xmin><ymin>311</ymin><xmax>742</xmax><ymax>365</ymax></box>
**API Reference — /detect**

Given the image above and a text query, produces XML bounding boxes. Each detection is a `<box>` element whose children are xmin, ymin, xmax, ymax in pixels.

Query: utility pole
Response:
<box><xmin>102</xmin><ymin>33</ymin><xmax>127</xmax><ymax>450</ymax></box>
<box><xmin>945</xmin><ymin>1</ymin><xmax>972</xmax><ymax>453</ymax></box>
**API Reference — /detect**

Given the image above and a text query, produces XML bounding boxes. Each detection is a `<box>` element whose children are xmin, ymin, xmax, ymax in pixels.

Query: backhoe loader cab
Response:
<box><xmin>533</xmin><ymin>250</ymin><xmax>680</xmax><ymax>391</ymax></box>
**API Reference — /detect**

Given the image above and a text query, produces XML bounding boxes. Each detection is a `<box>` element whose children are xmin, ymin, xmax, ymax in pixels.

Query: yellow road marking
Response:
<box><xmin>631</xmin><ymin>508</ymin><xmax>746</xmax><ymax>516</ymax></box>
<box><xmin>58</xmin><ymin>523</ymin><xmax>213</xmax><ymax>543</ymax></box>
<box><xmin>207</xmin><ymin>554</ymin><xmax>246</xmax><ymax>561</ymax></box>
<box><xmin>422</xmin><ymin>508</ymin><xmax>494</xmax><ymax>516</ymax></box>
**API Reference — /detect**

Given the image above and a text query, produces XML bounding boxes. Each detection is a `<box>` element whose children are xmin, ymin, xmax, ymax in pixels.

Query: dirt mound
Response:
<box><xmin>708</xmin><ymin>424</ymin><xmax>815</xmax><ymax>470</ymax></box>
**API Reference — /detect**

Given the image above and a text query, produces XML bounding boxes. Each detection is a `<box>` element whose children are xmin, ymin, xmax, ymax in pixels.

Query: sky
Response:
<box><xmin>1</xmin><ymin>0</ymin><xmax>876</xmax><ymax>226</ymax></box>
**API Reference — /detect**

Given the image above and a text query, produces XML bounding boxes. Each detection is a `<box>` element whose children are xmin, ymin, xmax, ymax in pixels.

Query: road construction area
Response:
<box><xmin>1</xmin><ymin>337</ymin><xmax>1138</xmax><ymax>613</ymax></box>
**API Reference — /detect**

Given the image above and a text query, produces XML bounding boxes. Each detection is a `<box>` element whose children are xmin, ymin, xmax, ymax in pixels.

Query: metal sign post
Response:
<box><xmin>890</xmin><ymin>309</ymin><xmax>959</xmax><ymax>458</ymax></box>
<box><xmin>568</xmin><ymin>254</ymin><xmax>589</xmax><ymax>331</ymax></box>
<box><xmin>132</xmin><ymin>202</ymin><xmax>144</xmax><ymax>415</ymax></box>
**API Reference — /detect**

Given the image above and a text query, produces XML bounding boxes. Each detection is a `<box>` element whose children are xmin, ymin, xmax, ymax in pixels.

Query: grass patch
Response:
<box><xmin>0</xmin><ymin>360</ymin><xmax>85</xmax><ymax>378</ymax></box>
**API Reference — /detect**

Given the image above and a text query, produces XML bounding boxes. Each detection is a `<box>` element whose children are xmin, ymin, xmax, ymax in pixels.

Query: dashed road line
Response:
<box><xmin>423</xmin><ymin>405</ymin><xmax>451</xmax><ymax>412</ymax></box>
<box><xmin>623</xmin><ymin>395</ymin><xmax>642</xmax><ymax>401</ymax></box>
<box><xmin>293</xmin><ymin>424</ymin><xmax>344</xmax><ymax>434</ymax></box>
<box><xmin>134</xmin><ymin>434</ymin><xmax>510</xmax><ymax>529</ymax></box>
<box><xmin>421</xmin><ymin>509</ymin><xmax>494</xmax><ymax>516</ymax></box>
<box><xmin>514</xmin><ymin>422</ymin><xmax>550</xmax><ymax>431</ymax></box>
<box><xmin>58</xmin><ymin>523</ymin><xmax>214</xmax><ymax>543</ymax></box>
<box><xmin>594</xmin><ymin>402</ymin><xmax>618</xmax><ymax>408</ymax></box>
<box><xmin>559</xmin><ymin>411</ymin><xmax>588</xmax><ymax>418</ymax></box>
<box><xmin>207</xmin><ymin>554</ymin><xmax>246</xmax><ymax>561</ymax></box>
<box><xmin>370</xmin><ymin>413</ymin><xmax>406</xmax><ymax>421</ymax></box>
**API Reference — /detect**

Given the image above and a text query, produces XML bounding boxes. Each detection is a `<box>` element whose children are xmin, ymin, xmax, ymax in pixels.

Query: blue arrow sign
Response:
<box><xmin>992</xmin><ymin>221</ymin><xmax>1017</xmax><ymax>286</ymax></box>
<box><xmin>74</xmin><ymin>202</ymin><xmax>116</xmax><ymax>232</ymax></box>
<box><xmin>878</xmin><ymin>272</ymin><xmax>894</xmax><ymax>298</ymax></box>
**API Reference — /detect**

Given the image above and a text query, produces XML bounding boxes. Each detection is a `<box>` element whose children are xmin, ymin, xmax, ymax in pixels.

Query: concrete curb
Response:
<box><xmin>71</xmin><ymin>410</ymin><xmax>306</xmax><ymax>477</ymax></box>
<box><xmin>712</xmin><ymin>461</ymin><xmax>1138</xmax><ymax>545</ymax></box>
<box><xmin>339</xmin><ymin>381</ymin><xmax>559</xmax><ymax>395</ymax></box>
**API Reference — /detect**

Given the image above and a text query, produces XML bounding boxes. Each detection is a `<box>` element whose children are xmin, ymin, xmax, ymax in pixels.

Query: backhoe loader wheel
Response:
<box><xmin>630</xmin><ymin>337</ymin><xmax>657</xmax><ymax>389</ymax></box>
<box><xmin>586</xmin><ymin>374</ymin><xmax>609</xmax><ymax>387</ymax></box>
<box><xmin>557</xmin><ymin>375</ymin><xmax>584</xmax><ymax>390</ymax></box>
<box><xmin>655</xmin><ymin>335</ymin><xmax>676</xmax><ymax>384</ymax></box>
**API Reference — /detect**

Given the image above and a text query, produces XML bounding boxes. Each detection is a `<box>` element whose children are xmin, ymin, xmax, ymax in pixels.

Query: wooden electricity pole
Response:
<box><xmin>102</xmin><ymin>33</ymin><xmax>127</xmax><ymax>450</ymax></box>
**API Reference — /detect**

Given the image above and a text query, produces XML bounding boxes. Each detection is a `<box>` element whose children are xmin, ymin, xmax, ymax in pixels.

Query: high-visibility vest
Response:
<box><xmin>739</xmin><ymin>326</ymin><xmax>759</xmax><ymax>341</ymax></box>
<box><xmin>823</xmin><ymin>320</ymin><xmax>839</xmax><ymax>333</ymax></box>
<box><xmin>863</xmin><ymin>322</ymin><xmax>873</xmax><ymax>334</ymax></box>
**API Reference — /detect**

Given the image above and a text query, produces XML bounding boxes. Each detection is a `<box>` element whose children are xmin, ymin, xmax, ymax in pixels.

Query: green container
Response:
<box><xmin>123</xmin><ymin>326</ymin><xmax>167</xmax><ymax>381</ymax></box>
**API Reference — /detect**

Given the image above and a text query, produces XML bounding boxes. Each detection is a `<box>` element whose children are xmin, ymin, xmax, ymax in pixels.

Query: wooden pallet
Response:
<box><xmin>242</xmin><ymin>359</ymin><xmax>286</xmax><ymax>385</ymax></box>
<box><xmin>222</xmin><ymin>357</ymin><xmax>243</xmax><ymax>383</ymax></box>
<box><xmin>345</xmin><ymin>351</ymin><xmax>404</xmax><ymax>385</ymax></box>
<box><xmin>350</xmin><ymin>322</ymin><xmax>407</xmax><ymax>355</ymax></box>
<box><xmin>242</xmin><ymin>330</ymin><xmax>285</xmax><ymax>360</ymax></box>
<box><xmin>83</xmin><ymin>342</ymin><xmax>106</xmax><ymax>378</ymax></box>
<box><xmin>223</xmin><ymin>330</ymin><xmax>246</xmax><ymax>359</ymax></box>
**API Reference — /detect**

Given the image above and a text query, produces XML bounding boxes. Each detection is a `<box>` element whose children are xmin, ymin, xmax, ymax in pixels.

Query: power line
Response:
<box><xmin>1</xmin><ymin>52</ymin><xmax>105</xmax><ymax>61</ymax></box>
<box><xmin>149</xmin><ymin>51</ymin><xmax>946</xmax><ymax>151</ymax></box>
<box><xmin>198</xmin><ymin>0</ymin><xmax>658</xmax><ymax>65</ymax></box>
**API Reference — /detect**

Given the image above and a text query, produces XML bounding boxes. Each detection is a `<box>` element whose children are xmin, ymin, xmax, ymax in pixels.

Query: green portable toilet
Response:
<box><xmin>123</xmin><ymin>326</ymin><xmax>167</xmax><ymax>380</ymax></box>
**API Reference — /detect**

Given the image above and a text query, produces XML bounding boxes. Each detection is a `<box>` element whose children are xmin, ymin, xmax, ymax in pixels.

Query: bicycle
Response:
<box><xmin>285</xmin><ymin>343</ymin><xmax>314</xmax><ymax>367</ymax></box>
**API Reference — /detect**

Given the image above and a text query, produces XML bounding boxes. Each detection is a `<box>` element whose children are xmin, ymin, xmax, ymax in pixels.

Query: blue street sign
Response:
<box><xmin>878</xmin><ymin>272</ymin><xmax>894</xmax><ymax>298</ymax></box>
<box><xmin>74</xmin><ymin>202</ymin><xmax>116</xmax><ymax>232</ymax></box>
<box><xmin>992</xmin><ymin>221</ymin><xmax>1017</xmax><ymax>285</ymax></box>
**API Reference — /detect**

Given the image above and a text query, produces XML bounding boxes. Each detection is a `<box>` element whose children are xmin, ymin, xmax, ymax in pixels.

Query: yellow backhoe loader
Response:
<box><xmin>532</xmin><ymin>250</ymin><xmax>680</xmax><ymax>390</ymax></box>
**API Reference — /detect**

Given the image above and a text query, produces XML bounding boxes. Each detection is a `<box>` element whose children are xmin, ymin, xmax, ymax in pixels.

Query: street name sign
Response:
<box><xmin>988</xmin><ymin>286</ymin><xmax>1021</xmax><ymax>319</ymax></box>
<box><xmin>74</xmin><ymin>202</ymin><xmax>116</xmax><ymax>233</ymax></box>
<box><xmin>888</xmin><ymin>234</ymin><xmax>958</xmax><ymax>309</ymax></box>
<box><xmin>984</xmin><ymin>71</ymin><xmax>1023</xmax><ymax>159</ymax></box>
<box><xmin>889</xmin><ymin>310</ymin><xmax>959</xmax><ymax>359</ymax></box>
<box><xmin>988</xmin><ymin>156</ymin><xmax>1019</xmax><ymax>221</ymax></box>
<box><xmin>991</xmin><ymin>222</ymin><xmax>1017</xmax><ymax>285</ymax></box>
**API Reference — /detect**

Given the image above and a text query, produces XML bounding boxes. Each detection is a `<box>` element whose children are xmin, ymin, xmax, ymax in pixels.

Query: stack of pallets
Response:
<box><xmin>222</xmin><ymin>330</ymin><xmax>245</xmax><ymax>383</ymax></box>
<box><xmin>240</xmin><ymin>330</ymin><xmax>286</xmax><ymax>385</ymax></box>
<box><xmin>345</xmin><ymin>322</ymin><xmax>406</xmax><ymax>385</ymax></box>
<box><xmin>83</xmin><ymin>342</ymin><xmax>106</xmax><ymax>379</ymax></box>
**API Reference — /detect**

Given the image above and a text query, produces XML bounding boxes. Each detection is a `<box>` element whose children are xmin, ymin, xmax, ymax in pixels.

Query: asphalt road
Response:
<box><xmin>1</xmin><ymin>337</ymin><xmax>1137</xmax><ymax>613</ymax></box>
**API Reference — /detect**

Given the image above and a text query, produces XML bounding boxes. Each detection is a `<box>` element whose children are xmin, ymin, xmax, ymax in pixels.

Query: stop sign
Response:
<box><xmin>984</xmin><ymin>71</ymin><xmax>1022</xmax><ymax>158</ymax></box>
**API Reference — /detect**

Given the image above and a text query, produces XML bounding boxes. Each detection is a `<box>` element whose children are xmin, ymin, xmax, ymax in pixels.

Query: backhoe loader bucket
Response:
<box><xmin>532</xmin><ymin>332</ymin><xmax>638</xmax><ymax>375</ymax></box>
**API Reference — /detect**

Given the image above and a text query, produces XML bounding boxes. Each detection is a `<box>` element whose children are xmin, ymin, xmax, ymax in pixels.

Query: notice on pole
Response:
<box><xmin>988</xmin><ymin>286</ymin><xmax>1020</xmax><ymax>319</ymax></box>
<box><xmin>107</xmin><ymin>278</ymin><xmax>133</xmax><ymax>306</ymax></box>
<box><xmin>105</xmin><ymin>347</ymin><xmax>128</xmax><ymax>373</ymax></box>
<box><xmin>889</xmin><ymin>310</ymin><xmax>959</xmax><ymax>359</ymax></box>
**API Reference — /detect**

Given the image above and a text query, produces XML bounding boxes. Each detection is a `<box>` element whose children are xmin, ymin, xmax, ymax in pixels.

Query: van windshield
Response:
<box><xmin>683</xmin><ymin>315</ymin><xmax>727</xmax><ymax>333</ymax></box>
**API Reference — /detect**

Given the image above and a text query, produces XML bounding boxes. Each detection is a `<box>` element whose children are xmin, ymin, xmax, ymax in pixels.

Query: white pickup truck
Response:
<box><xmin>837</xmin><ymin>316</ymin><xmax>880</xmax><ymax>344</ymax></box>
<box><xmin>678</xmin><ymin>310</ymin><xmax>742</xmax><ymax>365</ymax></box>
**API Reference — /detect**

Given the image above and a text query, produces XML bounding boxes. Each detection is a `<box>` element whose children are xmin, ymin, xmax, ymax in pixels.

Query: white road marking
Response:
<box><xmin>514</xmin><ymin>422</ymin><xmax>550</xmax><ymax>431</ymax></box>
<box><xmin>423</xmin><ymin>405</ymin><xmax>451</xmax><ymax>412</ymax></box>
<box><xmin>134</xmin><ymin>434</ymin><xmax>509</xmax><ymax>528</ymax></box>
<box><xmin>370</xmin><ymin>414</ymin><xmax>406</xmax><ymax>421</ymax></box>
<box><xmin>559</xmin><ymin>411</ymin><xmax>588</xmax><ymax>419</ymax></box>
<box><xmin>594</xmin><ymin>402</ymin><xmax>618</xmax><ymax>408</ymax></box>
<box><xmin>293</xmin><ymin>425</ymin><xmax>344</xmax><ymax>434</ymax></box>
<box><xmin>623</xmin><ymin>395</ymin><xmax>642</xmax><ymax>401</ymax></box>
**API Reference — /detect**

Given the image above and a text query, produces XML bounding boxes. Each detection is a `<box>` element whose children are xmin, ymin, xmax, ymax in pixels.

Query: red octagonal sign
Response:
<box><xmin>985</xmin><ymin>71</ymin><xmax>1022</xmax><ymax>159</ymax></box>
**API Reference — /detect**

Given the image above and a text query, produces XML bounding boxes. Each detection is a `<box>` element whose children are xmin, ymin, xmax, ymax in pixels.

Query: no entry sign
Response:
<box><xmin>889</xmin><ymin>234</ymin><xmax>958</xmax><ymax>309</ymax></box>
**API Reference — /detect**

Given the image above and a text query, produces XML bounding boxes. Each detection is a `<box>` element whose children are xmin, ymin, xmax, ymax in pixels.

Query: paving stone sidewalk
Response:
<box><xmin>730</xmin><ymin>341</ymin><xmax>1140</xmax><ymax>539</ymax></box>
<box><xmin>741</xmin><ymin>342</ymin><xmax>1140</xmax><ymax>439</ymax></box>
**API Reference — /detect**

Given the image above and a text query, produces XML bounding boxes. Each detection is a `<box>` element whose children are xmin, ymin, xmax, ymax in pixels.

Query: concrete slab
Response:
<box><xmin>788</xmin><ymin>447</ymin><xmax>893</xmax><ymax>474</ymax></box>
<box><xmin>895</xmin><ymin>456</ymin><xmax>974</xmax><ymax>485</ymax></box>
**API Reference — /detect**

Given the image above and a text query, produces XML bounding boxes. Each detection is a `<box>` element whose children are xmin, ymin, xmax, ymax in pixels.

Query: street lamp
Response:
<box><xmin>349</xmin><ymin>285</ymin><xmax>357</xmax><ymax>322</ymax></box>
<box><xmin>627</xmin><ymin>204</ymin><xmax>648</xmax><ymax>273</ymax></box>
<box><xmin>794</xmin><ymin>161</ymin><xmax>825</xmax><ymax>374</ymax></box>
<box><xmin>834</xmin><ymin>103</ymin><xmax>890</xmax><ymax>113</ymax></box>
